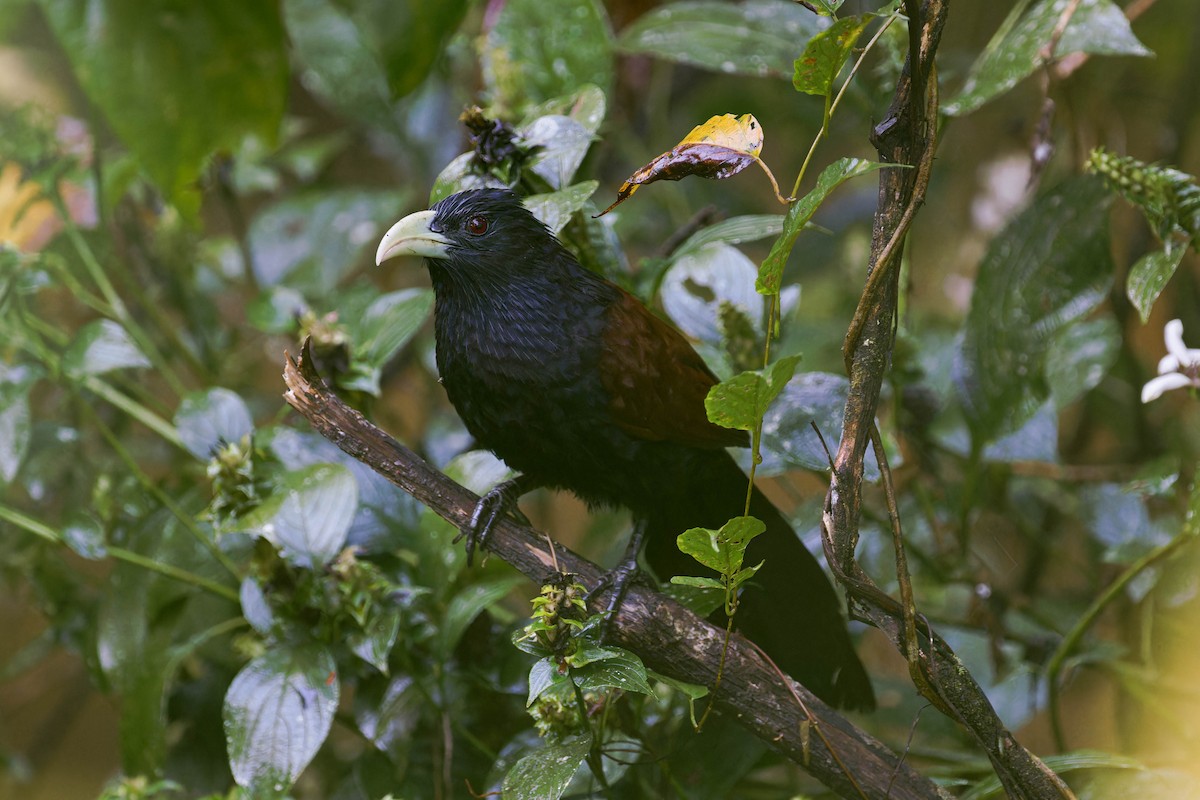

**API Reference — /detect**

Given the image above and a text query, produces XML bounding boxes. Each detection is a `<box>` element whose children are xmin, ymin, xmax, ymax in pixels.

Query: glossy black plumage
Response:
<box><xmin>377</xmin><ymin>189</ymin><xmax>874</xmax><ymax>711</ymax></box>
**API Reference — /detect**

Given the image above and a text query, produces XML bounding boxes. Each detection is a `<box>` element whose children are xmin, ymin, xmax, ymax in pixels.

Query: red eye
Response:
<box><xmin>465</xmin><ymin>215</ymin><xmax>488</xmax><ymax>235</ymax></box>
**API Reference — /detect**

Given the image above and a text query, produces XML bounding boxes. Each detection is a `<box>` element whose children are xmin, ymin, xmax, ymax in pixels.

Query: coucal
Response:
<box><xmin>375</xmin><ymin>188</ymin><xmax>874</xmax><ymax>711</ymax></box>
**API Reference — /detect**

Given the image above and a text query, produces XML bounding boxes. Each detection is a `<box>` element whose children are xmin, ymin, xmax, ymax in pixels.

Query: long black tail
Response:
<box><xmin>641</xmin><ymin>451</ymin><xmax>875</xmax><ymax>712</ymax></box>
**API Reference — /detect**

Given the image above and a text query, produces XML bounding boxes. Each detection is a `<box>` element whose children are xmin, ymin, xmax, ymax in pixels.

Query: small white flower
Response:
<box><xmin>1141</xmin><ymin>319</ymin><xmax>1200</xmax><ymax>403</ymax></box>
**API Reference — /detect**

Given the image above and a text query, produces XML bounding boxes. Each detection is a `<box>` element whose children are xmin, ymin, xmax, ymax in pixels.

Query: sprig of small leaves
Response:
<box><xmin>1087</xmin><ymin>147</ymin><xmax>1200</xmax><ymax>320</ymax></box>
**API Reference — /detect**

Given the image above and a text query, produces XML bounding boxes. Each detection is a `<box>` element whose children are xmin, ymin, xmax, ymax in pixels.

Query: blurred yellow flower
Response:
<box><xmin>0</xmin><ymin>162</ymin><xmax>58</xmax><ymax>251</ymax></box>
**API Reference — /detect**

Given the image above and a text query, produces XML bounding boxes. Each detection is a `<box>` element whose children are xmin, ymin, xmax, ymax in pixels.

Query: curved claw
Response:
<box><xmin>455</xmin><ymin>474</ymin><xmax>538</xmax><ymax>566</ymax></box>
<box><xmin>585</xmin><ymin>520</ymin><xmax>649</xmax><ymax>641</ymax></box>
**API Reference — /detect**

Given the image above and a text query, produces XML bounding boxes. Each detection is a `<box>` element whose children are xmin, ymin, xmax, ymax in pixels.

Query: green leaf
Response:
<box><xmin>661</xmin><ymin>242</ymin><xmax>764</xmax><ymax>345</ymax></box>
<box><xmin>521</xmin><ymin>84</ymin><xmax>608</xmax><ymax>137</ymax></box>
<box><xmin>340</xmin><ymin>288</ymin><xmax>435</xmax><ymax>395</ymax></box>
<box><xmin>249</xmin><ymin>188</ymin><xmax>408</xmax><ymax>294</ymax></box>
<box><xmin>239</xmin><ymin>578</ymin><xmax>275</xmax><ymax>636</ymax></box>
<box><xmin>484</xmin><ymin>0</ymin><xmax>614</xmax><ymax>108</ymax></box>
<box><xmin>436</xmin><ymin>576</ymin><xmax>525</xmax><ymax>662</ymax></box>
<box><xmin>792</xmin><ymin>14</ymin><xmax>871</xmax><ymax>96</ymax></box>
<box><xmin>501</xmin><ymin>734</ymin><xmax>593</xmax><ymax>800</ymax></box>
<box><xmin>1045</xmin><ymin>316</ymin><xmax>1121</xmax><ymax>409</ymax></box>
<box><xmin>677</xmin><ymin>516</ymin><xmax>765</xmax><ymax>576</ymax></box>
<box><xmin>282</xmin><ymin>0</ymin><xmax>392</xmax><ymax>126</ymax></box>
<box><xmin>757</xmin><ymin>158</ymin><xmax>891</xmax><ymax>294</ymax></box>
<box><xmin>224</xmin><ymin>646</ymin><xmax>339</xmax><ymax>797</ymax></box>
<box><xmin>757</xmin><ymin>371</ymin><xmax>880</xmax><ymax>481</ymax></box>
<box><xmin>527</xmin><ymin>656</ymin><xmax>570</xmax><ymax>706</ymax></box>
<box><xmin>242</xmin><ymin>464</ymin><xmax>358</xmax><ymax>568</ymax></box>
<box><xmin>1080</xmin><ymin>483</ymin><xmax>1172</xmax><ymax>565</ymax></box>
<box><xmin>669</xmin><ymin>575</ymin><xmax>726</xmax><ymax>590</ymax></box>
<box><xmin>343</xmin><ymin>0</ymin><xmax>468</xmax><ymax>98</ymax></box>
<box><xmin>954</xmin><ymin>176</ymin><xmax>1114</xmax><ymax>442</ymax></box>
<box><xmin>945</xmin><ymin>0</ymin><xmax>1151</xmax><ymax>117</ymax></box>
<box><xmin>354</xmin><ymin>675</ymin><xmax>420</xmax><ymax>763</ymax></box>
<box><xmin>524</xmin><ymin>181</ymin><xmax>600</xmax><ymax>234</ymax></box>
<box><xmin>62</xmin><ymin>319</ymin><xmax>150</xmax><ymax>378</ymax></box>
<box><xmin>0</xmin><ymin>363</ymin><xmax>37</xmax><ymax>484</ymax></box>
<box><xmin>671</xmin><ymin>214</ymin><xmax>786</xmax><ymax>260</ymax></box>
<box><xmin>174</xmin><ymin>388</ymin><xmax>254</xmax><ymax>461</ymax></box>
<box><xmin>430</xmin><ymin>152</ymin><xmax>510</xmax><ymax>205</ymax></box>
<box><xmin>39</xmin><ymin>0</ymin><xmax>287</xmax><ymax>217</ymax></box>
<box><xmin>63</xmin><ymin>513</ymin><xmax>107</xmax><ymax>560</ymax></box>
<box><xmin>618</xmin><ymin>0</ymin><xmax>824</xmax><ymax>79</ymax></box>
<box><xmin>575</xmin><ymin>649</ymin><xmax>655</xmax><ymax>696</ymax></box>
<box><xmin>521</xmin><ymin>115</ymin><xmax>595</xmax><ymax>190</ymax></box>
<box><xmin>706</xmin><ymin>354</ymin><xmax>802</xmax><ymax>431</ymax></box>
<box><xmin>349</xmin><ymin>611</ymin><xmax>401</xmax><ymax>674</ymax></box>
<box><xmin>1126</xmin><ymin>243</ymin><xmax>1187</xmax><ymax>323</ymax></box>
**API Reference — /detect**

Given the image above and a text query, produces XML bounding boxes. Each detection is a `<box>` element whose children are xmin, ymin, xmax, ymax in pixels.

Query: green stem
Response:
<box><xmin>0</xmin><ymin>504</ymin><xmax>238</xmax><ymax>603</ymax></box>
<box><xmin>1046</xmin><ymin>525</ymin><xmax>1197</xmax><ymax>751</ymax></box>
<box><xmin>82</xmin><ymin>375</ymin><xmax>186</xmax><ymax>450</ymax></box>
<box><xmin>81</xmin><ymin>402</ymin><xmax>241</xmax><ymax>580</ymax></box>
<box><xmin>53</xmin><ymin>194</ymin><xmax>188</xmax><ymax>397</ymax></box>
<box><xmin>789</xmin><ymin>11</ymin><xmax>900</xmax><ymax>200</ymax></box>
<box><xmin>106</xmin><ymin>545</ymin><xmax>240</xmax><ymax>602</ymax></box>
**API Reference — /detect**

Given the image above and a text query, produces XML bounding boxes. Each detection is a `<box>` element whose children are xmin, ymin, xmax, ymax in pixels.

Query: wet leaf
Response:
<box><xmin>575</xmin><ymin>649</ymin><xmax>655</xmax><ymax>696</ymax></box>
<box><xmin>954</xmin><ymin>176</ymin><xmax>1113</xmax><ymax>442</ymax></box>
<box><xmin>1127</xmin><ymin>243</ymin><xmax>1186</xmax><ymax>323</ymax></box>
<box><xmin>241</xmin><ymin>463</ymin><xmax>358</xmax><ymax>568</ymax></box>
<box><xmin>501</xmin><ymin>734</ymin><xmax>592</xmax><ymax>800</ymax></box>
<box><xmin>758</xmin><ymin>371</ymin><xmax>880</xmax><ymax>480</ymax></box>
<box><xmin>1045</xmin><ymin>316</ymin><xmax>1121</xmax><ymax>409</ymax></box>
<box><xmin>619</xmin><ymin>0</ymin><xmax>824</xmax><ymax>79</ymax></box>
<box><xmin>671</xmin><ymin>214</ymin><xmax>786</xmax><ymax>260</ymax></box>
<box><xmin>661</xmin><ymin>242</ymin><xmax>763</xmax><ymax>345</ymax></box>
<box><xmin>793</xmin><ymin>14</ymin><xmax>871</xmax><ymax>97</ymax></box>
<box><xmin>283</xmin><ymin>0</ymin><xmax>392</xmax><ymax>126</ymax></box>
<box><xmin>224</xmin><ymin>646</ymin><xmax>338</xmax><ymax>797</ymax></box>
<box><xmin>249</xmin><ymin>188</ymin><xmax>408</xmax><ymax>294</ymax></box>
<box><xmin>63</xmin><ymin>319</ymin><xmax>150</xmax><ymax>378</ymax></box>
<box><xmin>598</xmin><ymin>114</ymin><xmax>778</xmax><ymax>216</ymax></box>
<box><xmin>175</xmin><ymin>388</ymin><xmax>254</xmax><ymax>461</ymax></box>
<box><xmin>945</xmin><ymin>0</ymin><xmax>1151</xmax><ymax>117</ymax></box>
<box><xmin>757</xmin><ymin>157</ymin><xmax>890</xmax><ymax>294</ymax></box>
<box><xmin>483</xmin><ymin>0</ymin><xmax>613</xmax><ymax>108</ymax></box>
<box><xmin>339</xmin><ymin>288</ymin><xmax>434</xmax><ymax>395</ymax></box>
<box><xmin>521</xmin><ymin>115</ymin><xmax>595</xmax><ymax>190</ymax></box>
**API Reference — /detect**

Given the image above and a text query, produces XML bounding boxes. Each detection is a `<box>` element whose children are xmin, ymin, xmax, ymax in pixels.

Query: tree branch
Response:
<box><xmin>281</xmin><ymin>340</ymin><xmax>948</xmax><ymax>800</ymax></box>
<box><xmin>825</xmin><ymin>1</ymin><xmax>1075</xmax><ymax>798</ymax></box>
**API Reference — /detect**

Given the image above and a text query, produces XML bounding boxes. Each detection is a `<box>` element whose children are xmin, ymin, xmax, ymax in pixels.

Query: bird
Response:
<box><xmin>375</xmin><ymin>188</ymin><xmax>874</xmax><ymax>711</ymax></box>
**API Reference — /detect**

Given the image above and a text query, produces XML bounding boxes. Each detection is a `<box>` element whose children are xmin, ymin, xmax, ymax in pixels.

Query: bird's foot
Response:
<box><xmin>455</xmin><ymin>474</ymin><xmax>537</xmax><ymax>566</ymax></box>
<box><xmin>586</xmin><ymin>520</ymin><xmax>649</xmax><ymax>642</ymax></box>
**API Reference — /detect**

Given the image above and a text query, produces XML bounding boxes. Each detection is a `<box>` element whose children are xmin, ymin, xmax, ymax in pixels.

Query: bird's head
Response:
<box><xmin>375</xmin><ymin>189</ymin><xmax>564</xmax><ymax>283</ymax></box>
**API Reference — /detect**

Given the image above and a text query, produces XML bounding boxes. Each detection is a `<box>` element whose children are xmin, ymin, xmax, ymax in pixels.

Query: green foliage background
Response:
<box><xmin>0</xmin><ymin>0</ymin><xmax>1198</xmax><ymax>798</ymax></box>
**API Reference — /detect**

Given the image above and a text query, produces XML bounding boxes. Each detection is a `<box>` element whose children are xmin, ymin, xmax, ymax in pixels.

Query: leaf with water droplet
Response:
<box><xmin>501</xmin><ymin>733</ymin><xmax>593</xmax><ymax>800</ymax></box>
<box><xmin>224</xmin><ymin>646</ymin><xmax>339</xmax><ymax>797</ymax></box>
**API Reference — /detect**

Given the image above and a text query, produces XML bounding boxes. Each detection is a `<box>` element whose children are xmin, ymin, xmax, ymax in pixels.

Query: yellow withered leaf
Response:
<box><xmin>596</xmin><ymin>113</ymin><xmax>785</xmax><ymax>217</ymax></box>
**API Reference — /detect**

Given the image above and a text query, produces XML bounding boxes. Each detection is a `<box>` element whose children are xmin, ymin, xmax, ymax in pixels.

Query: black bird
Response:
<box><xmin>375</xmin><ymin>188</ymin><xmax>874</xmax><ymax>711</ymax></box>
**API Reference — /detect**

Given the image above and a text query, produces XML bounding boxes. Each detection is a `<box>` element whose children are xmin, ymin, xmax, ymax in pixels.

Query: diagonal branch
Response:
<box><xmin>281</xmin><ymin>340</ymin><xmax>948</xmax><ymax>800</ymax></box>
<box><xmin>824</xmin><ymin>1</ymin><xmax>1075</xmax><ymax>798</ymax></box>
